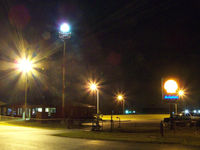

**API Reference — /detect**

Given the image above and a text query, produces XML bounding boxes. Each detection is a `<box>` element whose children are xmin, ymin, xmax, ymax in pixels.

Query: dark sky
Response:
<box><xmin>0</xmin><ymin>0</ymin><xmax>200</xmax><ymax>113</ymax></box>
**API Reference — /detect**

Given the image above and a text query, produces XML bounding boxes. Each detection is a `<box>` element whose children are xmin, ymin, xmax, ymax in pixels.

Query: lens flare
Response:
<box><xmin>90</xmin><ymin>83</ymin><xmax>97</xmax><ymax>91</ymax></box>
<box><xmin>17</xmin><ymin>58</ymin><xmax>33</xmax><ymax>73</ymax></box>
<box><xmin>178</xmin><ymin>90</ymin><xmax>184</xmax><ymax>96</ymax></box>
<box><xmin>114</xmin><ymin>92</ymin><xmax>126</xmax><ymax>102</ymax></box>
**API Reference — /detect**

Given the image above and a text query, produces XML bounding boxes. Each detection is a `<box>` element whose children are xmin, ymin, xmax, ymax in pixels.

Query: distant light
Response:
<box><xmin>193</xmin><ymin>110</ymin><xmax>197</xmax><ymax>113</ymax></box>
<box><xmin>60</xmin><ymin>23</ymin><xmax>70</xmax><ymax>33</ymax></box>
<box><xmin>198</xmin><ymin>110</ymin><xmax>200</xmax><ymax>114</ymax></box>
<box><xmin>164</xmin><ymin>95</ymin><xmax>179</xmax><ymax>99</ymax></box>
<box><xmin>133</xmin><ymin>111</ymin><xmax>136</xmax><ymax>113</ymax></box>
<box><xmin>164</xmin><ymin>80</ymin><xmax>178</xmax><ymax>93</ymax></box>
<box><xmin>125</xmin><ymin>110</ymin><xmax>129</xmax><ymax>114</ymax></box>
<box><xmin>116</xmin><ymin>93</ymin><xmax>124</xmax><ymax>102</ymax></box>
<box><xmin>185</xmin><ymin>109</ymin><xmax>189</xmax><ymax>114</ymax></box>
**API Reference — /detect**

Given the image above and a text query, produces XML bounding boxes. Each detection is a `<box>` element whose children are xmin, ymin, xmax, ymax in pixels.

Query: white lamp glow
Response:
<box><xmin>17</xmin><ymin>58</ymin><xmax>33</xmax><ymax>73</ymax></box>
<box><xmin>60</xmin><ymin>23</ymin><xmax>70</xmax><ymax>33</ymax></box>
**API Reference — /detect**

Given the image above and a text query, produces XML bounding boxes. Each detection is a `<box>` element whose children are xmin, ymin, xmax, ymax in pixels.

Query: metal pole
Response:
<box><xmin>97</xmin><ymin>89</ymin><xmax>99</xmax><ymax>115</ymax></box>
<box><xmin>97</xmin><ymin>89</ymin><xmax>99</xmax><ymax>126</ymax></box>
<box><xmin>175</xmin><ymin>103</ymin><xmax>178</xmax><ymax>115</ymax></box>
<box><xmin>24</xmin><ymin>73</ymin><xmax>28</xmax><ymax>120</ymax></box>
<box><xmin>62</xmin><ymin>40</ymin><xmax>66</xmax><ymax>118</ymax></box>
<box><xmin>122</xmin><ymin>100</ymin><xmax>125</xmax><ymax>114</ymax></box>
<box><xmin>169</xmin><ymin>103</ymin><xmax>173</xmax><ymax>118</ymax></box>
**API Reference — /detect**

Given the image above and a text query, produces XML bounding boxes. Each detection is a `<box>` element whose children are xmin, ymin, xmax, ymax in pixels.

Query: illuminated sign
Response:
<box><xmin>164</xmin><ymin>95</ymin><xmax>179</xmax><ymax>99</ymax></box>
<box><xmin>125</xmin><ymin>110</ymin><xmax>136</xmax><ymax>114</ymax></box>
<box><xmin>162</xmin><ymin>78</ymin><xmax>180</xmax><ymax>103</ymax></box>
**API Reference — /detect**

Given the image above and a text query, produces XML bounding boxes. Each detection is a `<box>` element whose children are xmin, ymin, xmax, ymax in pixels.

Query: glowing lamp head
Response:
<box><xmin>89</xmin><ymin>83</ymin><xmax>97</xmax><ymax>91</ymax></box>
<box><xmin>178</xmin><ymin>90</ymin><xmax>184</xmax><ymax>96</ymax></box>
<box><xmin>17</xmin><ymin>58</ymin><xmax>33</xmax><ymax>73</ymax></box>
<box><xmin>164</xmin><ymin>79</ymin><xmax>178</xmax><ymax>93</ymax></box>
<box><xmin>117</xmin><ymin>95</ymin><xmax>123</xmax><ymax>101</ymax></box>
<box><xmin>60</xmin><ymin>23</ymin><xmax>70</xmax><ymax>33</ymax></box>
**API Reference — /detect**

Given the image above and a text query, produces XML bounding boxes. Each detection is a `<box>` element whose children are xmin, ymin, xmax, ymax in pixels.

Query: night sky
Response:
<box><xmin>0</xmin><ymin>0</ymin><xmax>200</xmax><ymax>113</ymax></box>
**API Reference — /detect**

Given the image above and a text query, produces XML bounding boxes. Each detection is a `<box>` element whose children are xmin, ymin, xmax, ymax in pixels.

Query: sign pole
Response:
<box><xmin>175</xmin><ymin>103</ymin><xmax>178</xmax><ymax>115</ymax></box>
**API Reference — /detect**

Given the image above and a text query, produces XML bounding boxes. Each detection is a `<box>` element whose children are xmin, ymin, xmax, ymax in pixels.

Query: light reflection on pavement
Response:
<box><xmin>0</xmin><ymin>123</ymin><xmax>199</xmax><ymax>150</ymax></box>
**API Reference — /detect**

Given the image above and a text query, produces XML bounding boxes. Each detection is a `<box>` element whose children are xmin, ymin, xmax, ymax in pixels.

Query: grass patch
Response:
<box><xmin>54</xmin><ymin>130</ymin><xmax>200</xmax><ymax>147</ymax></box>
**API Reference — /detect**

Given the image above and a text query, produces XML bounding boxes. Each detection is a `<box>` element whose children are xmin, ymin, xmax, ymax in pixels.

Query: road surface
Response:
<box><xmin>0</xmin><ymin>123</ymin><xmax>199</xmax><ymax>150</ymax></box>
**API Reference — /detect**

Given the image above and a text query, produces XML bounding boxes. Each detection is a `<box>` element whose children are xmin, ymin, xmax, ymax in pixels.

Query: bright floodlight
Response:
<box><xmin>17</xmin><ymin>58</ymin><xmax>33</xmax><ymax>73</ymax></box>
<box><xmin>89</xmin><ymin>83</ymin><xmax>97</xmax><ymax>91</ymax></box>
<box><xmin>164</xmin><ymin>79</ymin><xmax>178</xmax><ymax>93</ymax></box>
<box><xmin>60</xmin><ymin>23</ymin><xmax>70</xmax><ymax>33</ymax></box>
<box><xmin>193</xmin><ymin>110</ymin><xmax>197</xmax><ymax>113</ymax></box>
<box><xmin>117</xmin><ymin>94</ymin><xmax>123</xmax><ymax>101</ymax></box>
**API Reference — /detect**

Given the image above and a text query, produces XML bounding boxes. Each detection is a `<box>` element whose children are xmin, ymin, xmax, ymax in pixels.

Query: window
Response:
<box><xmin>37</xmin><ymin>108</ymin><xmax>42</xmax><ymax>112</ymax></box>
<box><xmin>45</xmin><ymin>108</ymin><xmax>49</xmax><ymax>112</ymax></box>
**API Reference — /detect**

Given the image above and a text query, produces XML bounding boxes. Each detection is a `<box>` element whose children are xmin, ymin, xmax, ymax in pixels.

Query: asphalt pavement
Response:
<box><xmin>0</xmin><ymin>123</ymin><xmax>199</xmax><ymax>150</ymax></box>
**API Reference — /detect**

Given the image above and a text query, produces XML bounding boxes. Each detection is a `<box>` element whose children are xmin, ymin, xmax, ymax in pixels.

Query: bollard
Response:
<box><xmin>110</xmin><ymin>111</ymin><xmax>113</xmax><ymax>132</ymax></box>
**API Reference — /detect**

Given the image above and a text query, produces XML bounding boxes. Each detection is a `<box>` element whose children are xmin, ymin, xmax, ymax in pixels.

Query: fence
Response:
<box><xmin>85</xmin><ymin>114</ymin><xmax>200</xmax><ymax>137</ymax></box>
<box><xmin>81</xmin><ymin>114</ymin><xmax>168</xmax><ymax>132</ymax></box>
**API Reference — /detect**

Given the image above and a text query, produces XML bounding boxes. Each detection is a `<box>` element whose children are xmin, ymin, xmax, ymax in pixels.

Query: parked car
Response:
<box><xmin>163</xmin><ymin>113</ymin><xmax>199</xmax><ymax>127</ymax></box>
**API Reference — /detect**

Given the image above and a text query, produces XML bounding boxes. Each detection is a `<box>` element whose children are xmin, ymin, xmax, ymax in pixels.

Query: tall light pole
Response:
<box><xmin>89</xmin><ymin>82</ymin><xmax>100</xmax><ymax>126</ymax></box>
<box><xmin>116</xmin><ymin>94</ymin><xmax>125</xmax><ymax>114</ymax></box>
<box><xmin>59</xmin><ymin>22</ymin><xmax>71</xmax><ymax>118</ymax></box>
<box><xmin>16</xmin><ymin>58</ymin><xmax>33</xmax><ymax>120</ymax></box>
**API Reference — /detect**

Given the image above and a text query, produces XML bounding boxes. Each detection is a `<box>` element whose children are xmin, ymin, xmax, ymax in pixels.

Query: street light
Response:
<box><xmin>59</xmin><ymin>22</ymin><xmax>71</xmax><ymax>118</ymax></box>
<box><xmin>90</xmin><ymin>83</ymin><xmax>97</xmax><ymax>91</ymax></box>
<box><xmin>16</xmin><ymin>58</ymin><xmax>33</xmax><ymax>120</ymax></box>
<box><xmin>60</xmin><ymin>23</ymin><xmax>70</xmax><ymax>33</ymax></box>
<box><xmin>178</xmin><ymin>90</ymin><xmax>185</xmax><ymax>97</ymax></box>
<box><xmin>17</xmin><ymin>58</ymin><xmax>33</xmax><ymax>73</ymax></box>
<box><xmin>116</xmin><ymin>94</ymin><xmax>125</xmax><ymax>114</ymax></box>
<box><xmin>88</xmin><ymin>81</ymin><xmax>100</xmax><ymax>126</ymax></box>
<box><xmin>117</xmin><ymin>95</ymin><xmax>123</xmax><ymax>101</ymax></box>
